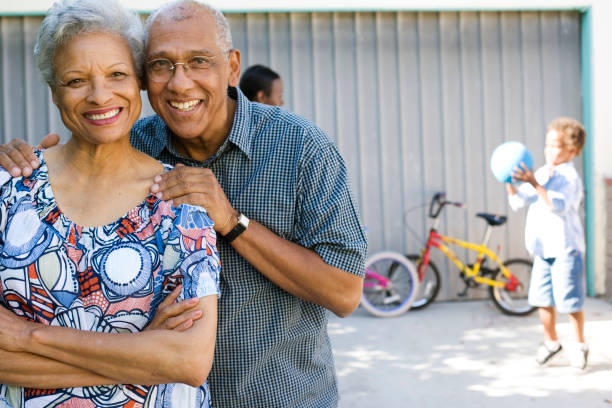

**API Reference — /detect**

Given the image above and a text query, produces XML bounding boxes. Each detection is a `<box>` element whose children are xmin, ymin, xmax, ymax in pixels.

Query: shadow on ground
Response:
<box><xmin>330</xmin><ymin>298</ymin><xmax>612</xmax><ymax>408</ymax></box>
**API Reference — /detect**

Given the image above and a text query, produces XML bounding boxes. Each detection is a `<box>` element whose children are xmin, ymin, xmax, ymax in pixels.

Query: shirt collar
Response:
<box><xmin>548</xmin><ymin>160</ymin><xmax>575</xmax><ymax>174</ymax></box>
<box><xmin>554</xmin><ymin>161</ymin><xmax>574</xmax><ymax>170</ymax></box>
<box><xmin>225</xmin><ymin>86</ymin><xmax>253</xmax><ymax>159</ymax></box>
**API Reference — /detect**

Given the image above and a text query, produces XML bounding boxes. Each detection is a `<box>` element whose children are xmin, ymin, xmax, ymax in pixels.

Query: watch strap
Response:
<box><xmin>221</xmin><ymin>213</ymin><xmax>249</xmax><ymax>243</ymax></box>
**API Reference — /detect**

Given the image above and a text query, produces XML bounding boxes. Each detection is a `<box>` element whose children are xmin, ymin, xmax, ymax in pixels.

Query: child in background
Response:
<box><xmin>506</xmin><ymin>117</ymin><xmax>587</xmax><ymax>369</ymax></box>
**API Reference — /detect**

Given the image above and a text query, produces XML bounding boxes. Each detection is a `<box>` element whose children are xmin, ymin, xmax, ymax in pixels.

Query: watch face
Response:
<box><xmin>238</xmin><ymin>214</ymin><xmax>250</xmax><ymax>228</ymax></box>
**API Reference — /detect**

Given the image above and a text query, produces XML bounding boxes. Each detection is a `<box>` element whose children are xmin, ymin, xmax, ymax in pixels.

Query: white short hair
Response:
<box><xmin>34</xmin><ymin>0</ymin><xmax>144</xmax><ymax>88</ymax></box>
<box><xmin>144</xmin><ymin>0</ymin><xmax>233</xmax><ymax>56</ymax></box>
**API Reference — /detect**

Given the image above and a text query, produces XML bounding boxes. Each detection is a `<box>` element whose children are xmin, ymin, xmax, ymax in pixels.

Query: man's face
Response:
<box><xmin>144</xmin><ymin>9</ymin><xmax>240</xmax><ymax>141</ymax></box>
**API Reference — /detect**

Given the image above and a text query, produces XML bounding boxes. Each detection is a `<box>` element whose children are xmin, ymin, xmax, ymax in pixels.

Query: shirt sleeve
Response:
<box><xmin>508</xmin><ymin>183</ymin><xmax>537</xmax><ymax>211</ymax></box>
<box><xmin>0</xmin><ymin>168</ymin><xmax>14</xmax><ymax>242</ymax></box>
<box><xmin>294</xmin><ymin>135</ymin><xmax>367</xmax><ymax>278</ymax></box>
<box><xmin>507</xmin><ymin>166</ymin><xmax>545</xmax><ymax>211</ymax></box>
<box><xmin>161</xmin><ymin>204</ymin><xmax>221</xmax><ymax>300</ymax></box>
<box><xmin>547</xmin><ymin>172</ymin><xmax>582</xmax><ymax>215</ymax></box>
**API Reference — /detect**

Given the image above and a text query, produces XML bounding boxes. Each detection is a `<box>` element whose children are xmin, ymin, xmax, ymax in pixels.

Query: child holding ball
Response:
<box><xmin>506</xmin><ymin>117</ymin><xmax>587</xmax><ymax>369</ymax></box>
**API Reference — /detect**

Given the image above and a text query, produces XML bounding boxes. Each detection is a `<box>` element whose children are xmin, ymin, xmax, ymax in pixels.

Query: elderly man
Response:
<box><xmin>0</xmin><ymin>1</ymin><xmax>366</xmax><ymax>407</ymax></box>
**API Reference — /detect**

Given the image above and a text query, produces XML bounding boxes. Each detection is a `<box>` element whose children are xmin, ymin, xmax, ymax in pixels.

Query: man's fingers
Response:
<box><xmin>7</xmin><ymin>140</ymin><xmax>34</xmax><ymax>175</ymax></box>
<box><xmin>15</xmin><ymin>142</ymin><xmax>40</xmax><ymax>169</ymax></box>
<box><xmin>157</xmin><ymin>180</ymin><xmax>207</xmax><ymax>202</ymax></box>
<box><xmin>0</xmin><ymin>151</ymin><xmax>22</xmax><ymax>177</ymax></box>
<box><xmin>166</xmin><ymin>193</ymin><xmax>204</xmax><ymax>208</ymax></box>
<box><xmin>0</xmin><ymin>140</ymin><xmax>36</xmax><ymax>177</ymax></box>
<box><xmin>152</xmin><ymin>167</ymin><xmax>213</xmax><ymax>192</ymax></box>
<box><xmin>38</xmin><ymin>133</ymin><xmax>61</xmax><ymax>149</ymax></box>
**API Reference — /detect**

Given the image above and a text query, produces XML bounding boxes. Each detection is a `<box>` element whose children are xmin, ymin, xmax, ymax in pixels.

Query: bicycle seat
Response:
<box><xmin>476</xmin><ymin>213</ymin><xmax>507</xmax><ymax>226</ymax></box>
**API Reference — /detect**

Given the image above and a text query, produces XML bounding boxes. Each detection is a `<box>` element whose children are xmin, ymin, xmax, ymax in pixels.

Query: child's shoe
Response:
<box><xmin>569</xmin><ymin>343</ymin><xmax>589</xmax><ymax>369</ymax></box>
<box><xmin>535</xmin><ymin>342</ymin><xmax>562</xmax><ymax>365</ymax></box>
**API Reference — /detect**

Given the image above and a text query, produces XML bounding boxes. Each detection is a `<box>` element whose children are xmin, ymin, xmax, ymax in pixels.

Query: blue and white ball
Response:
<box><xmin>490</xmin><ymin>141</ymin><xmax>533</xmax><ymax>183</ymax></box>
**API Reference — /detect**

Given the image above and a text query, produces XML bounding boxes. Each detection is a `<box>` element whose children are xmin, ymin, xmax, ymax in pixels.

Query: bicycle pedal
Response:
<box><xmin>383</xmin><ymin>294</ymin><xmax>401</xmax><ymax>304</ymax></box>
<box><xmin>457</xmin><ymin>287</ymin><xmax>469</xmax><ymax>297</ymax></box>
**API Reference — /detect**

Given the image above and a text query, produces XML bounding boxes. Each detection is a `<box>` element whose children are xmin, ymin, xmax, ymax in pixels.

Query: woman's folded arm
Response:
<box><xmin>0</xmin><ymin>295</ymin><xmax>217</xmax><ymax>388</ymax></box>
<box><xmin>0</xmin><ymin>348</ymin><xmax>117</xmax><ymax>388</ymax></box>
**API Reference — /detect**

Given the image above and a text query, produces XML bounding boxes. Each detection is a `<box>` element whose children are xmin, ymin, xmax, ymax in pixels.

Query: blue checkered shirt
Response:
<box><xmin>130</xmin><ymin>87</ymin><xmax>367</xmax><ymax>407</ymax></box>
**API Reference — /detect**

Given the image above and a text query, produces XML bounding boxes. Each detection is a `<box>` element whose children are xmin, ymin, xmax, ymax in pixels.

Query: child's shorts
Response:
<box><xmin>528</xmin><ymin>250</ymin><xmax>585</xmax><ymax>313</ymax></box>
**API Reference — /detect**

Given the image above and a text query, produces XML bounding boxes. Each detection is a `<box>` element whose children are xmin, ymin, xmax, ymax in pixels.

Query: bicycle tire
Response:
<box><xmin>405</xmin><ymin>254</ymin><xmax>441</xmax><ymax>310</ymax></box>
<box><xmin>361</xmin><ymin>251</ymin><xmax>419</xmax><ymax>318</ymax></box>
<box><xmin>488</xmin><ymin>258</ymin><xmax>536</xmax><ymax>316</ymax></box>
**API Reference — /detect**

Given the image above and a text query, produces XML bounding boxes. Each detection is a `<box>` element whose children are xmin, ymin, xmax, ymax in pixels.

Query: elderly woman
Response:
<box><xmin>0</xmin><ymin>0</ymin><xmax>219</xmax><ymax>407</ymax></box>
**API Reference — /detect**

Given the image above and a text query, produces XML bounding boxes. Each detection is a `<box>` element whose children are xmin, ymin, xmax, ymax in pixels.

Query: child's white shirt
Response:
<box><xmin>508</xmin><ymin>161</ymin><xmax>585</xmax><ymax>258</ymax></box>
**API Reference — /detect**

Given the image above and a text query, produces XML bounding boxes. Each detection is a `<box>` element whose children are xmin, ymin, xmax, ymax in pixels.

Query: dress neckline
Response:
<box><xmin>33</xmin><ymin>149</ymin><xmax>170</xmax><ymax>233</ymax></box>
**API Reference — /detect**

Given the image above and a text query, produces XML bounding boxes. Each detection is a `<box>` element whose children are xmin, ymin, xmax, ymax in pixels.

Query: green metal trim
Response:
<box><xmin>580</xmin><ymin>8</ymin><xmax>595</xmax><ymax>297</ymax></box>
<box><xmin>218</xmin><ymin>7</ymin><xmax>591</xmax><ymax>13</ymax></box>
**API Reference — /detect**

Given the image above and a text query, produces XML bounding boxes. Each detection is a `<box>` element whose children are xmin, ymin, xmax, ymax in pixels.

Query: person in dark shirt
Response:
<box><xmin>239</xmin><ymin>64</ymin><xmax>284</xmax><ymax>106</ymax></box>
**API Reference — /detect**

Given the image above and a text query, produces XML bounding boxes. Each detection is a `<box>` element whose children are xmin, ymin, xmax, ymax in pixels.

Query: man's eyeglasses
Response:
<box><xmin>145</xmin><ymin>55</ymin><xmax>217</xmax><ymax>83</ymax></box>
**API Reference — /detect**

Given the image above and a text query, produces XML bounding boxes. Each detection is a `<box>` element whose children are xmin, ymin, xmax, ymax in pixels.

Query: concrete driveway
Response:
<box><xmin>330</xmin><ymin>297</ymin><xmax>612</xmax><ymax>407</ymax></box>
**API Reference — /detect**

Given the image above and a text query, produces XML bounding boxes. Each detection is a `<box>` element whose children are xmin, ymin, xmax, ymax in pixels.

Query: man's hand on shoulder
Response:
<box><xmin>151</xmin><ymin>164</ymin><xmax>238</xmax><ymax>235</ymax></box>
<box><xmin>0</xmin><ymin>134</ymin><xmax>60</xmax><ymax>177</ymax></box>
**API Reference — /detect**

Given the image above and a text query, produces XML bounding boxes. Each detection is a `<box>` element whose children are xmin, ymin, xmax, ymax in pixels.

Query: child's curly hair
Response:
<box><xmin>547</xmin><ymin>117</ymin><xmax>586</xmax><ymax>155</ymax></box>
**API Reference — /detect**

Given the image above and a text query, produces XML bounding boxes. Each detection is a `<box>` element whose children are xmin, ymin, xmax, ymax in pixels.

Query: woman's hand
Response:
<box><xmin>0</xmin><ymin>306</ymin><xmax>33</xmax><ymax>352</ymax></box>
<box><xmin>145</xmin><ymin>285</ymin><xmax>203</xmax><ymax>332</ymax></box>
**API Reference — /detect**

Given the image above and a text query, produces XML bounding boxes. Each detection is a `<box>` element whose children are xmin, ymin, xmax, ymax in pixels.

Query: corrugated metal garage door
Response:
<box><xmin>0</xmin><ymin>11</ymin><xmax>582</xmax><ymax>300</ymax></box>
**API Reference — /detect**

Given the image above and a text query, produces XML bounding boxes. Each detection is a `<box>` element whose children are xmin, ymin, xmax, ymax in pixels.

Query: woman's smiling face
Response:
<box><xmin>52</xmin><ymin>32</ymin><xmax>142</xmax><ymax>145</ymax></box>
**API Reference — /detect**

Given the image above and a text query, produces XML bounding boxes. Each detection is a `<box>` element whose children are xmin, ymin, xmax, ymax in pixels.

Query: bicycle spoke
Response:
<box><xmin>361</xmin><ymin>252</ymin><xmax>419</xmax><ymax>317</ymax></box>
<box><xmin>489</xmin><ymin>259</ymin><xmax>536</xmax><ymax>316</ymax></box>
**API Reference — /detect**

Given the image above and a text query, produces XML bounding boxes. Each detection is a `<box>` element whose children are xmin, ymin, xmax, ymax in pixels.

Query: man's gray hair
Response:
<box><xmin>144</xmin><ymin>0</ymin><xmax>233</xmax><ymax>55</ymax></box>
<box><xmin>34</xmin><ymin>0</ymin><xmax>144</xmax><ymax>88</ymax></box>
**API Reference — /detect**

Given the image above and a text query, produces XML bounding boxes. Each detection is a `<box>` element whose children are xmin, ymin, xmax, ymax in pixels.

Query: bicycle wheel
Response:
<box><xmin>489</xmin><ymin>258</ymin><xmax>536</xmax><ymax>316</ymax></box>
<box><xmin>361</xmin><ymin>251</ymin><xmax>419</xmax><ymax>318</ymax></box>
<box><xmin>405</xmin><ymin>254</ymin><xmax>441</xmax><ymax>310</ymax></box>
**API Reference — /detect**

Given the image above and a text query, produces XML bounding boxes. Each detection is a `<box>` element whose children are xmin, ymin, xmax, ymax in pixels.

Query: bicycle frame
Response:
<box><xmin>419</xmin><ymin>227</ymin><xmax>520</xmax><ymax>292</ymax></box>
<box><xmin>364</xmin><ymin>269</ymin><xmax>391</xmax><ymax>289</ymax></box>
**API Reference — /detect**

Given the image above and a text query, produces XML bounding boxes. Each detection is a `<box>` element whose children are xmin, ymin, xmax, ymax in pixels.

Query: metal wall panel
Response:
<box><xmin>0</xmin><ymin>11</ymin><xmax>582</xmax><ymax>300</ymax></box>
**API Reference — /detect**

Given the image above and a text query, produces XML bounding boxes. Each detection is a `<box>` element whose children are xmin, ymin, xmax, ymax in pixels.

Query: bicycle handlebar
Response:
<box><xmin>428</xmin><ymin>192</ymin><xmax>463</xmax><ymax>219</ymax></box>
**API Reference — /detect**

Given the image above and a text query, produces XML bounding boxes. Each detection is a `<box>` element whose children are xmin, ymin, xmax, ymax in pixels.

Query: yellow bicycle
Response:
<box><xmin>407</xmin><ymin>192</ymin><xmax>535</xmax><ymax>315</ymax></box>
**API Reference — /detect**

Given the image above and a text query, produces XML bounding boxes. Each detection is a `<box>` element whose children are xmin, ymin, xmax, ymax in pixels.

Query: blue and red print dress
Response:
<box><xmin>0</xmin><ymin>151</ymin><xmax>220</xmax><ymax>408</ymax></box>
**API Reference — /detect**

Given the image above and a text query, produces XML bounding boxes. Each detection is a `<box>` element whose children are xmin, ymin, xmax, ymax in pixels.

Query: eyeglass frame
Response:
<box><xmin>144</xmin><ymin>51</ymin><xmax>233</xmax><ymax>83</ymax></box>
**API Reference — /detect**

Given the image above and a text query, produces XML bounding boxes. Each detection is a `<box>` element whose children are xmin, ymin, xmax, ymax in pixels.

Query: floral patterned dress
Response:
<box><xmin>0</xmin><ymin>151</ymin><xmax>220</xmax><ymax>408</ymax></box>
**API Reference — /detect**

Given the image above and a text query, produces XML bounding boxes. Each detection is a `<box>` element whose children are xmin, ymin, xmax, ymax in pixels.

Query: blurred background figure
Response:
<box><xmin>239</xmin><ymin>64</ymin><xmax>284</xmax><ymax>106</ymax></box>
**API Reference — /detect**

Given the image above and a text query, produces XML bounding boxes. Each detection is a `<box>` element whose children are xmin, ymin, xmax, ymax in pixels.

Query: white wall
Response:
<box><xmin>589</xmin><ymin>1</ymin><xmax>612</xmax><ymax>294</ymax></box>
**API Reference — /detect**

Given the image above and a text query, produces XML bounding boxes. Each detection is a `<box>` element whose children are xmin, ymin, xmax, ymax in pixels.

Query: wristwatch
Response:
<box><xmin>221</xmin><ymin>213</ymin><xmax>250</xmax><ymax>243</ymax></box>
